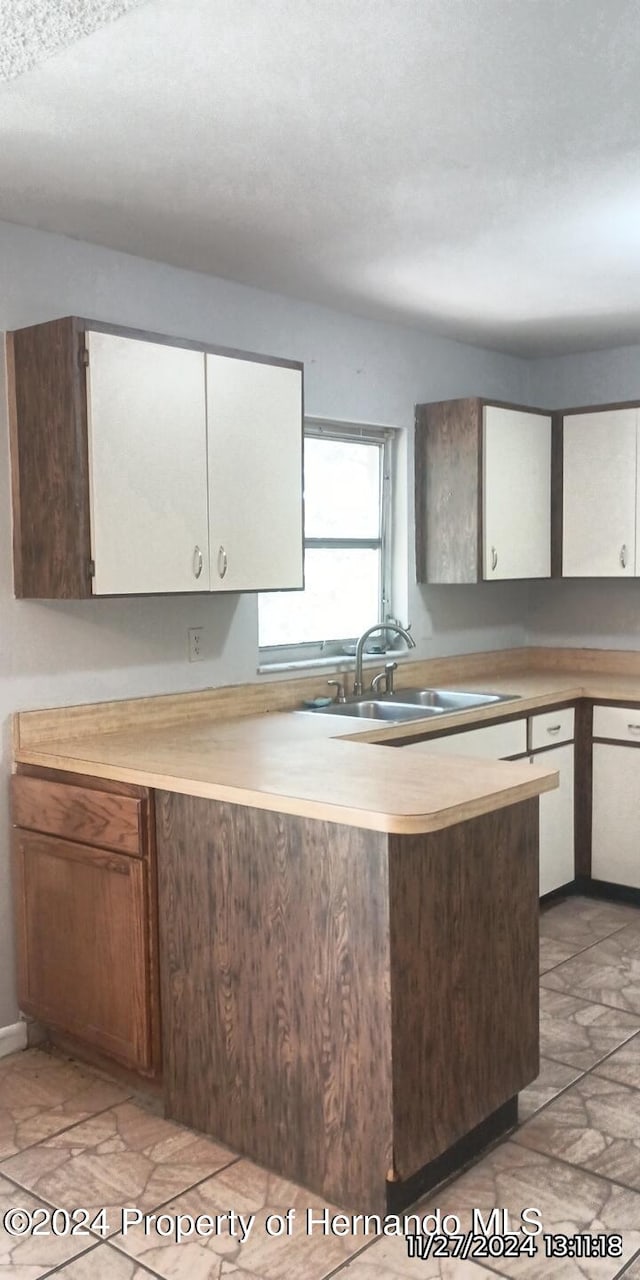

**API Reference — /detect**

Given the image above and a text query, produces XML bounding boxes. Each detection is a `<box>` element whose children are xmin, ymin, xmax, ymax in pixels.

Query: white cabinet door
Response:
<box><xmin>86</xmin><ymin>333</ymin><xmax>209</xmax><ymax>595</ymax></box>
<box><xmin>592</xmin><ymin>743</ymin><xmax>640</xmax><ymax>888</ymax></box>
<box><xmin>482</xmin><ymin>406</ymin><xmax>551</xmax><ymax>580</ymax></box>
<box><xmin>562</xmin><ymin>409</ymin><xmax>637</xmax><ymax>577</ymax></box>
<box><xmin>206</xmin><ymin>355</ymin><xmax>303</xmax><ymax>592</ymax></box>
<box><xmin>418</xmin><ymin>719</ymin><xmax>527</xmax><ymax>759</ymax></box>
<box><xmin>531</xmin><ymin>745</ymin><xmax>574</xmax><ymax>896</ymax></box>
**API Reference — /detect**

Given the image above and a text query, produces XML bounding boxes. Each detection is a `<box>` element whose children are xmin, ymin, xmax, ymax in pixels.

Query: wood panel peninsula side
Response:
<box><xmin>155</xmin><ymin>791</ymin><xmax>539</xmax><ymax>1213</ymax></box>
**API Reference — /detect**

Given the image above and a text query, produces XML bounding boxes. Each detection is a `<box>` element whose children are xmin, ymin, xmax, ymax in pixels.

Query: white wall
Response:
<box><xmin>0</xmin><ymin>219</ymin><xmax>534</xmax><ymax>1028</ymax></box>
<box><xmin>527</xmin><ymin>344</ymin><xmax>640</xmax><ymax>648</ymax></box>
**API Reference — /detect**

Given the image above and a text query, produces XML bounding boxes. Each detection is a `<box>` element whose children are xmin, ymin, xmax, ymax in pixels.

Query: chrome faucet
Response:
<box><xmin>352</xmin><ymin>623</ymin><xmax>415</xmax><ymax>696</ymax></box>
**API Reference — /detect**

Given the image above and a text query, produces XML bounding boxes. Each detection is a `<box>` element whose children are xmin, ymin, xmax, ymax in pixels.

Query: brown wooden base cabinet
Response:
<box><xmin>156</xmin><ymin>791</ymin><xmax>539</xmax><ymax>1213</ymax></box>
<box><xmin>11</xmin><ymin>769</ymin><xmax>161</xmax><ymax>1077</ymax></box>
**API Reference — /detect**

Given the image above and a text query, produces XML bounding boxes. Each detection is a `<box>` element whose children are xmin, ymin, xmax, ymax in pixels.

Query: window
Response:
<box><xmin>259</xmin><ymin>420</ymin><xmax>394</xmax><ymax>663</ymax></box>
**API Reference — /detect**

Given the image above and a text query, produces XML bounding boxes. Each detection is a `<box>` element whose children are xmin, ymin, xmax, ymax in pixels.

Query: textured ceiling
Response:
<box><xmin>1</xmin><ymin>0</ymin><xmax>640</xmax><ymax>355</ymax></box>
<box><xmin>0</xmin><ymin>0</ymin><xmax>146</xmax><ymax>81</ymax></box>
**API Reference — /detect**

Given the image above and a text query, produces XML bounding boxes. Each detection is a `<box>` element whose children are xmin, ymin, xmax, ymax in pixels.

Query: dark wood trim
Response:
<box><xmin>592</xmin><ymin>737</ymin><xmax>640</xmax><ymax>747</ymax></box>
<box><xmin>591</xmin><ymin>696</ymin><xmax>640</xmax><ymax>709</ymax></box>
<box><xmin>386</xmin><ymin>1097</ymin><xmax>518</xmax><ymax>1212</ymax></box>
<box><xmin>414</xmin><ymin>397</ymin><xmax>482</xmax><ymax>584</ymax></box>
<box><xmin>65</xmin><ymin>315</ymin><xmax>304</xmax><ymax>373</ymax></box>
<box><xmin>574</xmin><ymin>700</ymin><xmax>592</xmax><ymax>878</ymax></box>
<box><xmin>540</xmin><ymin>879</ymin><xmax>579</xmax><ymax>905</ymax></box>
<box><xmin>551</xmin><ymin>411</ymin><xmax>563</xmax><ymax>578</ymax></box>
<box><xmin>559</xmin><ymin>398</ymin><xmax>640</xmax><ymax>416</ymax></box>
<box><xmin>576</xmin><ymin>875</ymin><xmax>640</xmax><ymax>908</ymax></box>
<box><xmin>8</xmin><ymin>318</ymin><xmax>92</xmax><ymax>599</ymax></box>
<box><xmin>414</xmin><ymin>403</ymin><xmax>427</xmax><ymax>583</ymax></box>
<box><xmin>477</xmin><ymin>397</ymin><xmax>552</xmax><ymax>417</ymax></box>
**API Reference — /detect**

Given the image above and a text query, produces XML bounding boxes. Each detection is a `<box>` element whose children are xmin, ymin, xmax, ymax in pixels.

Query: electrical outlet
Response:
<box><xmin>188</xmin><ymin>627</ymin><xmax>204</xmax><ymax>662</ymax></box>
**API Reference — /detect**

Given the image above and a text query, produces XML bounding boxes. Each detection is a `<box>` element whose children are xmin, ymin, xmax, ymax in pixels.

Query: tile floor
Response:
<box><xmin>2</xmin><ymin>895</ymin><xmax>640</xmax><ymax>1278</ymax></box>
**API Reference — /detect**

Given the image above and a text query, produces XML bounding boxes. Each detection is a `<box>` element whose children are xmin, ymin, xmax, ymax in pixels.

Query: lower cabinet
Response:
<box><xmin>11</xmin><ymin>771</ymin><xmax>160</xmax><ymax>1076</ymax></box>
<box><xmin>532</xmin><ymin>744</ymin><xmax>575</xmax><ymax>896</ymax></box>
<box><xmin>418</xmin><ymin>713</ymin><xmax>576</xmax><ymax>897</ymax></box>
<box><xmin>592</xmin><ymin>743</ymin><xmax>640</xmax><ymax>889</ymax></box>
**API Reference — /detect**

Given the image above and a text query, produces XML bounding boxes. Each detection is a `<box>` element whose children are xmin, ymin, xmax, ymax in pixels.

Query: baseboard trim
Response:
<box><xmin>0</xmin><ymin>1021</ymin><xmax>27</xmax><ymax>1059</ymax></box>
<box><xmin>576</xmin><ymin>875</ymin><xmax>640</xmax><ymax>907</ymax></box>
<box><xmin>386</xmin><ymin>1097</ymin><xmax>518</xmax><ymax>1212</ymax></box>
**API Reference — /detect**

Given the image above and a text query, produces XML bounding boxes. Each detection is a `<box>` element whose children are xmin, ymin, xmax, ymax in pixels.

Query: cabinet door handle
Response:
<box><xmin>546</xmin><ymin>724</ymin><xmax>561</xmax><ymax>735</ymax></box>
<box><xmin>217</xmin><ymin>546</ymin><xmax>228</xmax><ymax>579</ymax></box>
<box><xmin>620</xmin><ymin>544</ymin><xmax>628</xmax><ymax>569</ymax></box>
<box><xmin>192</xmin><ymin>546</ymin><xmax>203</xmax><ymax>579</ymax></box>
<box><xmin>491</xmin><ymin>546</ymin><xmax>498</xmax><ymax>571</ymax></box>
<box><xmin>628</xmin><ymin>723</ymin><xmax>640</xmax><ymax>733</ymax></box>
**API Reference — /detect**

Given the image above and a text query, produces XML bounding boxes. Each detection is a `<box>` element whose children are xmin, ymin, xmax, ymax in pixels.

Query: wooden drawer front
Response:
<box><xmin>418</xmin><ymin>718</ymin><xmax>527</xmax><ymax>759</ymax></box>
<box><xmin>11</xmin><ymin>776</ymin><xmax>143</xmax><ymax>856</ymax></box>
<box><xmin>12</xmin><ymin>829</ymin><xmax>152</xmax><ymax>1071</ymax></box>
<box><xmin>593</xmin><ymin>705</ymin><xmax>640</xmax><ymax>745</ymax></box>
<box><xmin>529</xmin><ymin>707</ymin><xmax>575</xmax><ymax>750</ymax></box>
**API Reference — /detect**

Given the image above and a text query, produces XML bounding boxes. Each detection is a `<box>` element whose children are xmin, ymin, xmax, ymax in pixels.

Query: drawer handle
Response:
<box><xmin>192</xmin><ymin>545</ymin><xmax>203</xmax><ymax>579</ymax></box>
<box><xmin>621</xmin><ymin>544</ymin><xmax>628</xmax><ymax>569</ymax></box>
<box><xmin>491</xmin><ymin>546</ymin><xmax>498</xmax><ymax>571</ymax></box>
<box><xmin>546</xmin><ymin>724</ymin><xmax>561</xmax><ymax>735</ymax></box>
<box><xmin>628</xmin><ymin>723</ymin><xmax>640</xmax><ymax>733</ymax></box>
<box><xmin>218</xmin><ymin>545</ymin><xmax>228</xmax><ymax>579</ymax></box>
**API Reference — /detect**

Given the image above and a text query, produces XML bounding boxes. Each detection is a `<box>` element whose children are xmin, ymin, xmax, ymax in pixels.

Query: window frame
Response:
<box><xmin>258</xmin><ymin>417</ymin><xmax>395</xmax><ymax>666</ymax></box>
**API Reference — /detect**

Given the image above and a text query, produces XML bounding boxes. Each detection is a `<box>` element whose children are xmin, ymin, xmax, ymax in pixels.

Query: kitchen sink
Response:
<box><xmin>306</xmin><ymin>688</ymin><xmax>519</xmax><ymax>722</ymax></box>
<box><xmin>312</xmin><ymin>699</ymin><xmax>445</xmax><ymax>721</ymax></box>
<box><xmin>390</xmin><ymin>688</ymin><xmax>518</xmax><ymax>711</ymax></box>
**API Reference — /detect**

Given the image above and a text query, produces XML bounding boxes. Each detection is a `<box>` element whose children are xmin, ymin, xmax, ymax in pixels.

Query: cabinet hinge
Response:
<box><xmin>88</xmin><ymin>559</ymin><xmax>95</xmax><ymax>578</ymax></box>
<box><xmin>80</xmin><ymin>346</ymin><xmax>89</xmax><ymax>369</ymax></box>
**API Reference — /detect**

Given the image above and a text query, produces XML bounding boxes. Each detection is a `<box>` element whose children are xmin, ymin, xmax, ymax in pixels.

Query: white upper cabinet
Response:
<box><xmin>86</xmin><ymin>332</ymin><xmax>210</xmax><ymax>595</ymax></box>
<box><xmin>8</xmin><ymin>317</ymin><xmax>304</xmax><ymax>599</ymax></box>
<box><xmin>414</xmin><ymin>398</ymin><xmax>552</xmax><ymax>585</ymax></box>
<box><xmin>206</xmin><ymin>355</ymin><xmax>303</xmax><ymax>592</ymax></box>
<box><xmin>482</xmin><ymin>406</ymin><xmax>552</xmax><ymax>580</ymax></box>
<box><xmin>562</xmin><ymin>408</ymin><xmax>637</xmax><ymax>577</ymax></box>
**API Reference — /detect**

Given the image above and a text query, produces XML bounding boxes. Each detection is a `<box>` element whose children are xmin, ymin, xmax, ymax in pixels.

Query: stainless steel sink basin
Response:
<box><xmin>390</xmin><ymin>688</ymin><xmax>518</xmax><ymax>711</ymax></box>
<box><xmin>305</xmin><ymin>687</ymin><xmax>519</xmax><ymax>722</ymax></box>
<box><xmin>314</xmin><ymin>699</ymin><xmax>445</xmax><ymax>721</ymax></box>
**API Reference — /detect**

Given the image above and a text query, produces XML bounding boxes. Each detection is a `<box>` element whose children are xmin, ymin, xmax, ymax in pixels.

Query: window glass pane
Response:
<box><xmin>259</xmin><ymin>549</ymin><xmax>380</xmax><ymax>646</ymax></box>
<box><xmin>304</xmin><ymin>438</ymin><xmax>381</xmax><ymax>538</ymax></box>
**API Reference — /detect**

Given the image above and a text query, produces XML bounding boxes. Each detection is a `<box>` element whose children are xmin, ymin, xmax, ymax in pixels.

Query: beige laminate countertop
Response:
<box><xmin>14</xmin><ymin>651</ymin><xmax>640</xmax><ymax>834</ymax></box>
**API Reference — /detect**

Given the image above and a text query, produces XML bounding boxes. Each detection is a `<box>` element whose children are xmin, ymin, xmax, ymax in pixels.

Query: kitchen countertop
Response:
<box><xmin>14</xmin><ymin>648</ymin><xmax>640</xmax><ymax>835</ymax></box>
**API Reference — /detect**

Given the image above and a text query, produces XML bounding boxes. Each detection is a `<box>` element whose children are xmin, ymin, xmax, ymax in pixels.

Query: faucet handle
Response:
<box><xmin>327</xmin><ymin>680</ymin><xmax>346</xmax><ymax>704</ymax></box>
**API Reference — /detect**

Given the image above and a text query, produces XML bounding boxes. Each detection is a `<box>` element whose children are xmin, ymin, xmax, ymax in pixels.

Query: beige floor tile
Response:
<box><xmin>518</xmin><ymin>1057</ymin><xmax>583</xmax><ymax>1122</ymax></box>
<box><xmin>334</xmin><ymin>1235</ymin><xmax>490</xmax><ymax>1277</ymax></box>
<box><xmin>0</xmin><ymin>1101</ymin><xmax>236</xmax><ymax>1232</ymax></box>
<box><xmin>539</xmin><ymin>898</ymin><xmax>640</xmax><ymax>949</ymax></box>
<box><xmin>420</xmin><ymin>1140</ymin><xmax>640</xmax><ymax>1277</ymax></box>
<box><xmin>539</xmin><ymin>988</ymin><xmax>640</xmax><ymax>1070</ymax></box>
<box><xmin>52</xmin><ymin>1242</ymin><xmax>161</xmax><ymax>1277</ymax></box>
<box><xmin>0</xmin><ymin>1171</ymin><xmax>93</xmax><ymax>1278</ymax></box>
<box><xmin>0</xmin><ymin>1048</ymin><xmax>131</xmax><ymax>1161</ymax></box>
<box><xmin>593</xmin><ymin>1033</ymin><xmax>640</xmax><ymax>1089</ymax></box>
<box><xmin>541</xmin><ymin>927</ymin><xmax>640</xmax><ymax>1015</ymax></box>
<box><xmin>112</xmin><ymin>1156</ymin><xmax>366</xmax><ymax>1278</ymax></box>
<box><xmin>514</xmin><ymin>1073</ymin><xmax>640</xmax><ymax>1192</ymax></box>
<box><xmin>539</xmin><ymin>936</ymin><xmax>582</xmax><ymax>975</ymax></box>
